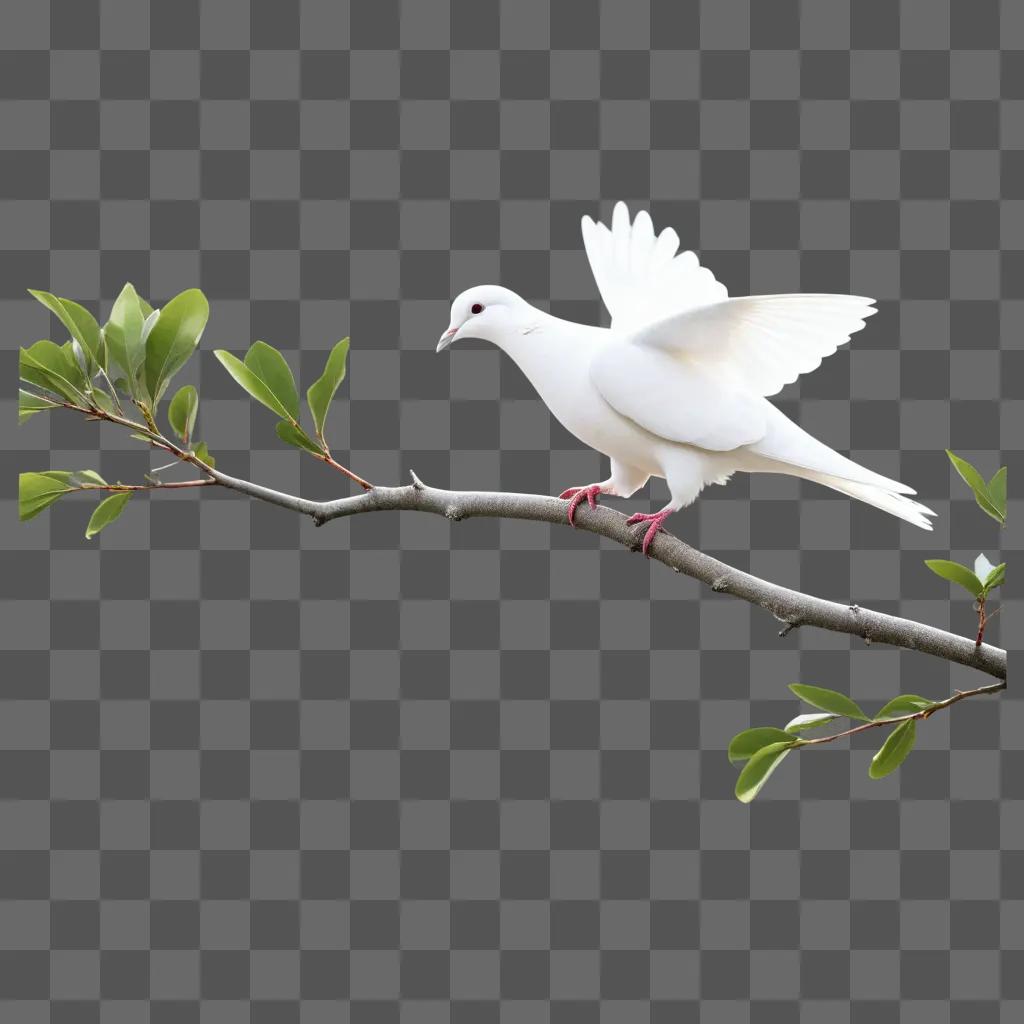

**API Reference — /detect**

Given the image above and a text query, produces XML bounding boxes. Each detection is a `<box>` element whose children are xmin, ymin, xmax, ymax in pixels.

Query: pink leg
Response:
<box><xmin>625</xmin><ymin>506</ymin><xmax>675</xmax><ymax>556</ymax></box>
<box><xmin>559</xmin><ymin>484</ymin><xmax>604</xmax><ymax>526</ymax></box>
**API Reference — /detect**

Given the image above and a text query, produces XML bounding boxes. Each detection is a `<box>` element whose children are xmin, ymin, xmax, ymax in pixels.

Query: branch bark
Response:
<box><xmin>200</xmin><ymin>466</ymin><xmax>1006</xmax><ymax>681</ymax></box>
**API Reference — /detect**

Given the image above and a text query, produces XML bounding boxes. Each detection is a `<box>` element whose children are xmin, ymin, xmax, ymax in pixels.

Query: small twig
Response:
<box><xmin>131</xmin><ymin>434</ymin><xmax>179</xmax><ymax>456</ymax></box>
<box><xmin>975</xmin><ymin>596</ymin><xmax>988</xmax><ymax>648</ymax></box>
<box><xmin>795</xmin><ymin>680</ymin><xmax>1008</xmax><ymax>748</ymax></box>
<box><xmin>79</xmin><ymin>480</ymin><xmax>216</xmax><ymax>493</ymax></box>
<box><xmin>320</xmin><ymin>452</ymin><xmax>373</xmax><ymax>491</ymax></box>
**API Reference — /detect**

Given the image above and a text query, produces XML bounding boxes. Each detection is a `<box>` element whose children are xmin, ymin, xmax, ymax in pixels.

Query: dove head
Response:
<box><xmin>437</xmin><ymin>285</ymin><xmax>535</xmax><ymax>352</ymax></box>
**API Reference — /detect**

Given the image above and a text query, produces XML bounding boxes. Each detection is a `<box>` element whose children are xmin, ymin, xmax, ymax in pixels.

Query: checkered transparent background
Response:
<box><xmin>0</xmin><ymin>0</ymin><xmax>1021</xmax><ymax>1019</ymax></box>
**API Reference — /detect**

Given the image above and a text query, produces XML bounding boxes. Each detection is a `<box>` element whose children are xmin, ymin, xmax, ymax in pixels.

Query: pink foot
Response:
<box><xmin>559</xmin><ymin>484</ymin><xmax>603</xmax><ymax>526</ymax></box>
<box><xmin>625</xmin><ymin>508</ymin><xmax>674</xmax><ymax>556</ymax></box>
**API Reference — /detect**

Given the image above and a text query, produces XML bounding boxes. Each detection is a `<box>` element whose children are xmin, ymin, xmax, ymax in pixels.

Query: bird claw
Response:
<box><xmin>625</xmin><ymin>510</ymin><xmax>673</xmax><ymax>557</ymax></box>
<box><xmin>559</xmin><ymin>484</ymin><xmax>602</xmax><ymax>526</ymax></box>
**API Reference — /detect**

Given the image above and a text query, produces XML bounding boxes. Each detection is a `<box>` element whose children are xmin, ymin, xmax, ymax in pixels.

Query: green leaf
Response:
<box><xmin>727</xmin><ymin>727</ymin><xmax>796</xmax><ymax>765</ymax></box>
<box><xmin>144</xmin><ymin>288</ymin><xmax>209</xmax><ymax>405</ymax></box>
<box><xmin>735</xmin><ymin>742</ymin><xmax>794</xmax><ymax>803</ymax></box>
<box><xmin>946</xmin><ymin>450</ymin><xmax>1004</xmax><ymax>522</ymax></box>
<box><xmin>72</xmin><ymin>469</ymin><xmax>107</xmax><ymax>486</ymax></box>
<box><xmin>60</xmin><ymin>341</ymin><xmax>88</xmax><ymax>388</ymax></box>
<box><xmin>85</xmin><ymin>491</ymin><xmax>132</xmax><ymax>539</ymax></box>
<box><xmin>868</xmin><ymin>719</ymin><xmax>917</xmax><ymax>780</ymax></box>
<box><xmin>28</xmin><ymin>290</ymin><xmax>103</xmax><ymax>369</ymax></box>
<box><xmin>104</xmin><ymin>284</ymin><xmax>148</xmax><ymax>398</ymax></box>
<box><xmin>987</xmin><ymin>466</ymin><xmax>1006</xmax><ymax>519</ymax></box>
<box><xmin>245</xmin><ymin>341</ymin><xmax>299</xmax><ymax>421</ymax></box>
<box><xmin>306</xmin><ymin>337</ymin><xmax>350</xmax><ymax>439</ymax></box>
<box><xmin>784</xmin><ymin>712</ymin><xmax>838</xmax><ymax>734</ymax></box>
<box><xmin>89</xmin><ymin>389</ymin><xmax>116</xmax><ymax>415</ymax></box>
<box><xmin>70</xmin><ymin>339</ymin><xmax>90</xmax><ymax>377</ymax></box>
<box><xmin>167</xmin><ymin>384</ymin><xmax>199</xmax><ymax>442</ymax></box>
<box><xmin>215</xmin><ymin>348</ymin><xmax>295</xmax><ymax>420</ymax></box>
<box><xmin>947</xmin><ymin>449</ymin><xmax>988</xmax><ymax>496</ymax></box>
<box><xmin>19</xmin><ymin>340</ymin><xmax>89</xmax><ymax>405</ymax></box>
<box><xmin>141</xmin><ymin>307</ymin><xmax>160</xmax><ymax>342</ymax></box>
<box><xmin>874</xmin><ymin>694</ymin><xmax>934</xmax><ymax>720</ymax></box>
<box><xmin>983</xmin><ymin>562</ymin><xmax>1005</xmax><ymax>591</ymax></box>
<box><xmin>192</xmin><ymin>441</ymin><xmax>215</xmax><ymax>469</ymax></box>
<box><xmin>19</xmin><ymin>471</ymin><xmax>73</xmax><ymax>522</ymax></box>
<box><xmin>275</xmin><ymin>420</ymin><xmax>324</xmax><ymax>455</ymax></box>
<box><xmin>788</xmin><ymin>683</ymin><xmax>870</xmax><ymax>722</ymax></box>
<box><xmin>924</xmin><ymin>559</ymin><xmax>984</xmax><ymax>598</ymax></box>
<box><xmin>974</xmin><ymin>492</ymin><xmax>1005</xmax><ymax>525</ymax></box>
<box><xmin>18</xmin><ymin>389</ymin><xmax>60</xmax><ymax>424</ymax></box>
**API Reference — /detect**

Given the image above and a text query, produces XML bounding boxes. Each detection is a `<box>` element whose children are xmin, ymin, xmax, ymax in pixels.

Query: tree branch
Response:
<box><xmin>47</xmin><ymin>401</ymin><xmax>1007</xmax><ymax>681</ymax></box>
<box><xmin>198</xmin><ymin>466</ymin><xmax>1006</xmax><ymax>681</ymax></box>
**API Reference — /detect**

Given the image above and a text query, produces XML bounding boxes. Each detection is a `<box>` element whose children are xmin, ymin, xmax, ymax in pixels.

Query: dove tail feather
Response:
<box><xmin>798</xmin><ymin>472</ymin><xmax>936</xmax><ymax>530</ymax></box>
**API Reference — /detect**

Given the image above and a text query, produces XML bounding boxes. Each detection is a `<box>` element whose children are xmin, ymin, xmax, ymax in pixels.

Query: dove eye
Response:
<box><xmin>471</xmin><ymin>303</ymin><xmax>484</xmax><ymax>314</ymax></box>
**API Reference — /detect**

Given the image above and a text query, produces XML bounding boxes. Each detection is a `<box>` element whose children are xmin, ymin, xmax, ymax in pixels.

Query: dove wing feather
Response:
<box><xmin>582</xmin><ymin>202</ymin><xmax>876</xmax><ymax>398</ymax></box>
<box><xmin>581</xmin><ymin>202</ymin><xmax>727</xmax><ymax>334</ymax></box>
<box><xmin>627</xmin><ymin>293</ymin><xmax>877</xmax><ymax>398</ymax></box>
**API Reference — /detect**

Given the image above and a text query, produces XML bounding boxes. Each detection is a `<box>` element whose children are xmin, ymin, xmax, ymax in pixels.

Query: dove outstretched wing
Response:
<box><xmin>584</xmin><ymin>203</ymin><xmax>877</xmax><ymax>451</ymax></box>
<box><xmin>583</xmin><ymin>202</ymin><xmax>876</xmax><ymax>398</ymax></box>
<box><xmin>622</xmin><ymin>291</ymin><xmax>877</xmax><ymax>398</ymax></box>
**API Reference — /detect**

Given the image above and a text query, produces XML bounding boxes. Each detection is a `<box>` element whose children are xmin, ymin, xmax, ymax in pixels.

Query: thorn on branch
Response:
<box><xmin>409</xmin><ymin>470</ymin><xmax>426</xmax><ymax>491</ymax></box>
<box><xmin>778</xmin><ymin>621</ymin><xmax>799</xmax><ymax>638</ymax></box>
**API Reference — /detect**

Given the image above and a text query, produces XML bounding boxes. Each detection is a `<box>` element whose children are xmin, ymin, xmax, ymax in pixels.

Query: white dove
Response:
<box><xmin>438</xmin><ymin>202</ymin><xmax>935</xmax><ymax>554</ymax></box>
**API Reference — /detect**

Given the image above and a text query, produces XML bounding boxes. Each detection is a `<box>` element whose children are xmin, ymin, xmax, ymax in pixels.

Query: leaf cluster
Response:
<box><xmin>214</xmin><ymin>337</ymin><xmax>350</xmax><ymax>459</ymax></box>
<box><xmin>19</xmin><ymin>470</ymin><xmax>134</xmax><ymax>539</ymax></box>
<box><xmin>19</xmin><ymin>283</ymin><xmax>358</xmax><ymax>539</ymax></box>
<box><xmin>946</xmin><ymin>450</ymin><xmax>1006</xmax><ymax>526</ymax></box>
<box><xmin>18</xmin><ymin>285</ymin><xmax>218</xmax><ymax>535</ymax></box>
<box><xmin>728</xmin><ymin>684</ymin><xmax>938</xmax><ymax>802</ymax></box>
<box><xmin>924</xmin><ymin>452</ymin><xmax>1006</xmax><ymax>622</ymax></box>
<box><xmin>19</xmin><ymin>284</ymin><xmax>211</xmax><ymax>425</ymax></box>
<box><xmin>925</xmin><ymin>554</ymin><xmax>1004</xmax><ymax>601</ymax></box>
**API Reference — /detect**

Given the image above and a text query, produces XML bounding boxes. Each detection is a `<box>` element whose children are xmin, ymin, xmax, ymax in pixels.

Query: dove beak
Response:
<box><xmin>436</xmin><ymin>325</ymin><xmax>459</xmax><ymax>352</ymax></box>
